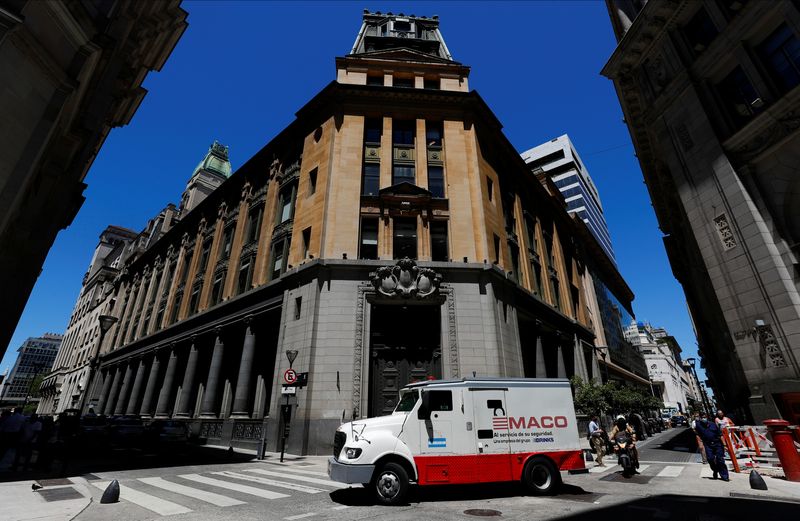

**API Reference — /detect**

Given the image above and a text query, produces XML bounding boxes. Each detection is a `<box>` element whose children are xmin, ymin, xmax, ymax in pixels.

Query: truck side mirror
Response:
<box><xmin>417</xmin><ymin>391</ymin><xmax>431</xmax><ymax>420</ymax></box>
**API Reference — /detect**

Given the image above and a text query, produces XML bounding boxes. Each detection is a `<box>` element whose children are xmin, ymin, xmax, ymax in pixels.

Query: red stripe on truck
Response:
<box><xmin>413</xmin><ymin>450</ymin><xmax>585</xmax><ymax>486</ymax></box>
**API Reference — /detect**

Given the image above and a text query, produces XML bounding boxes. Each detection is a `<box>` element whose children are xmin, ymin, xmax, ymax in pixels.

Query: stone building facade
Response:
<box><xmin>0</xmin><ymin>0</ymin><xmax>187</xmax><ymax>361</ymax></box>
<box><xmin>603</xmin><ymin>0</ymin><xmax>800</xmax><ymax>423</ymax></box>
<box><xmin>37</xmin><ymin>226</ymin><xmax>138</xmax><ymax>414</ymax></box>
<box><xmin>86</xmin><ymin>11</ymin><xmax>637</xmax><ymax>454</ymax></box>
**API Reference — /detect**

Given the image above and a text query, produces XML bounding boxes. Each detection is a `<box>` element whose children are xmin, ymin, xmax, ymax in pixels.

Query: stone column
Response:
<box><xmin>155</xmin><ymin>347</ymin><xmax>179</xmax><ymax>418</ymax></box>
<box><xmin>231</xmin><ymin>324</ymin><xmax>256</xmax><ymax>418</ymax></box>
<box><xmin>175</xmin><ymin>340</ymin><xmax>200</xmax><ymax>418</ymax></box>
<box><xmin>201</xmin><ymin>331</ymin><xmax>225</xmax><ymax>418</ymax></box>
<box><xmin>591</xmin><ymin>349</ymin><xmax>603</xmax><ymax>383</ymax></box>
<box><xmin>573</xmin><ymin>335</ymin><xmax>589</xmax><ymax>381</ymax></box>
<box><xmin>535</xmin><ymin>335</ymin><xmax>547</xmax><ymax>378</ymax></box>
<box><xmin>103</xmin><ymin>366</ymin><xmax>123</xmax><ymax>416</ymax></box>
<box><xmin>114</xmin><ymin>363</ymin><xmax>134</xmax><ymax>415</ymax></box>
<box><xmin>139</xmin><ymin>355</ymin><xmax>161</xmax><ymax>416</ymax></box>
<box><xmin>94</xmin><ymin>369</ymin><xmax>113</xmax><ymax>414</ymax></box>
<box><xmin>125</xmin><ymin>358</ymin><xmax>147</xmax><ymax>415</ymax></box>
<box><xmin>556</xmin><ymin>344</ymin><xmax>567</xmax><ymax>379</ymax></box>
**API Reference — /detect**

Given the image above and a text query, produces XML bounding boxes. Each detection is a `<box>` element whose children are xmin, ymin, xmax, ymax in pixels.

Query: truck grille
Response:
<box><xmin>333</xmin><ymin>431</ymin><xmax>346</xmax><ymax>460</ymax></box>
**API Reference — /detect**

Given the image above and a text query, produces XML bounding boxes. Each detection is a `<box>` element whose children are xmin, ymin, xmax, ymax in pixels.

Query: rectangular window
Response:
<box><xmin>306</xmin><ymin>168</ymin><xmax>318</xmax><ymax>196</ymax></box>
<box><xmin>237</xmin><ymin>257</ymin><xmax>253</xmax><ymax>294</ymax></box>
<box><xmin>717</xmin><ymin>67</ymin><xmax>762</xmax><ymax>128</ymax></box>
<box><xmin>393</xmin><ymin>218</ymin><xmax>417</xmax><ymax>259</ymax></box>
<box><xmin>198</xmin><ymin>240</ymin><xmax>211</xmax><ymax>273</ymax></box>
<box><xmin>543</xmin><ymin>232</ymin><xmax>554</xmax><ymax>268</ymax></box>
<box><xmin>219</xmin><ymin>225</ymin><xmax>234</xmax><ymax>261</ymax></box>
<box><xmin>364</xmin><ymin>118</ymin><xmax>382</xmax><ymax>144</ymax></box>
<box><xmin>393</xmin><ymin>164</ymin><xmax>415</xmax><ymax>185</ymax></box>
<box><xmin>757</xmin><ymin>24</ymin><xmax>800</xmax><ymax>94</ymax></box>
<box><xmin>295</xmin><ymin>297</ymin><xmax>302</xmax><ymax>320</ymax></box>
<box><xmin>493</xmin><ymin>234</ymin><xmax>500</xmax><ymax>264</ymax></box>
<box><xmin>188</xmin><ymin>285</ymin><xmax>201</xmax><ymax>315</ymax></box>
<box><xmin>551</xmin><ymin>278</ymin><xmax>561</xmax><ymax>310</ymax></box>
<box><xmin>278</xmin><ymin>187</ymin><xmax>294</xmax><ymax>223</ymax></box>
<box><xmin>532</xmin><ymin>261</ymin><xmax>542</xmax><ymax>296</ymax></box>
<box><xmin>394</xmin><ymin>76</ymin><xmax>414</xmax><ymax>88</ymax></box>
<box><xmin>683</xmin><ymin>8</ymin><xmax>718</xmax><ymax>54</ymax></box>
<box><xmin>360</xmin><ymin>218</ymin><xmax>379</xmax><ymax>260</ymax></box>
<box><xmin>363</xmin><ymin>163</ymin><xmax>380</xmax><ymax>195</ymax></box>
<box><xmin>246</xmin><ymin>205</ymin><xmax>263</xmax><ymax>244</ymax></box>
<box><xmin>392</xmin><ymin>120</ymin><xmax>415</xmax><ymax>145</ymax></box>
<box><xmin>427</xmin><ymin>390</ymin><xmax>452</xmax><ymax>411</ymax></box>
<box><xmin>211</xmin><ymin>271</ymin><xmax>225</xmax><ymax>305</ymax></box>
<box><xmin>302</xmin><ymin>227</ymin><xmax>311</xmax><ymax>258</ymax></box>
<box><xmin>426</xmin><ymin>121</ymin><xmax>443</xmax><ymax>147</ymax></box>
<box><xmin>270</xmin><ymin>242</ymin><xmax>284</xmax><ymax>280</ymax></box>
<box><xmin>367</xmin><ymin>75</ymin><xmax>384</xmax><ymax>86</ymax></box>
<box><xmin>509</xmin><ymin>244</ymin><xmax>520</xmax><ymax>282</ymax></box>
<box><xmin>424</xmin><ymin>77</ymin><xmax>440</xmax><ymax>90</ymax></box>
<box><xmin>487</xmin><ymin>177</ymin><xmax>493</xmax><ymax>202</ymax></box>
<box><xmin>430</xmin><ymin>221</ymin><xmax>449</xmax><ymax>262</ymax></box>
<box><xmin>427</xmin><ymin>166</ymin><xmax>444</xmax><ymax>197</ymax></box>
<box><xmin>524</xmin><ymin>216</ymin><xmax>537</xmax><ymax>251</ymax></box>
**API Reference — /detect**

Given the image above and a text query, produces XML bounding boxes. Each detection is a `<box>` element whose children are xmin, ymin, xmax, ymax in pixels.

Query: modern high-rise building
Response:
<box><xmin>603</xmin><ymin>0</ymin><xmax>800</xmax><ymax>423</ymax></box>
<box><xmin>80</xmin><ymin>10</ymin><xmax>638</xmax><ymax>455</ymax></box>
<box><xmin>522</xmin><ymin>135</ymin><xmax>615</xmax><ymax>263</ymax></box>
<box><xmin>0</xmin><ymin>1</ymin><xmax>187</xmax><ymax>362</ymax></box>
<box><xmin>0</xmin><ymin>334</ymin><xmax>62</xmax><ymax>406</ymax></box>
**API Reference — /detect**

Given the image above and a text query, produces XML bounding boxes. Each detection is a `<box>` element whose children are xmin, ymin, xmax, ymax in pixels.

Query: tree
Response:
<box><xmin>570</xmin><ymin>376</ymin><xmax>609</xmax><ymax>417</ymax></box>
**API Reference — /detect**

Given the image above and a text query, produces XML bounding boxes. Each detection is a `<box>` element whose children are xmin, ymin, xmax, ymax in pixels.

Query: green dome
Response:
<box><xmin>194</xmin><ymin>140</ymin><xmax>231</xmax><ymax>178</ymax></box>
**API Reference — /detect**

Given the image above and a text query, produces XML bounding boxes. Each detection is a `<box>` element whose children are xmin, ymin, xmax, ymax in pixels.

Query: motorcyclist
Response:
<box><xmin>609</xmin><ymin>414</ymin><xmax>640</xmax><ymax>471</ymax></box>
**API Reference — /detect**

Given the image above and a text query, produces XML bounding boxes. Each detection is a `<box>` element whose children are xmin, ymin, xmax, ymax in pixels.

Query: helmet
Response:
<box><xmin>616</xmin><ymin>415</ymin><xmax>626</xmax><ymax>421</ymax></box>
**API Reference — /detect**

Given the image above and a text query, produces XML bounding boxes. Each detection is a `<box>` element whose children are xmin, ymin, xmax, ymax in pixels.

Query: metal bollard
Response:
<box><xmin>764</xmin><ymin>419</ymin><xmax>800</xmax><ymax>482</ymax></box>
<box><xmin>100</xmin><ymin>479</ymin><xmax>120</xmax><ymax>504</ymax></box>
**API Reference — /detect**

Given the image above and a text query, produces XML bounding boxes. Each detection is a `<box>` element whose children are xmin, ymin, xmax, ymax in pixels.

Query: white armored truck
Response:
<box><xmin>328</xmin><ymin>377</ymin><xmax>586</xmax><ymax>504</ymax></box>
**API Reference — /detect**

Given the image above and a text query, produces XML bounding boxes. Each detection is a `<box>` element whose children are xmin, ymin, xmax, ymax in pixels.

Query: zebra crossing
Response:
<box><xmin>587</xmin><ymin>462</ymin><xmax>735</xmax><ymax>479</ymax></box>
<box><xmin>89</xmin><ymin>464</ymin><xmax>348</xmax><ymax>517</ymax></box>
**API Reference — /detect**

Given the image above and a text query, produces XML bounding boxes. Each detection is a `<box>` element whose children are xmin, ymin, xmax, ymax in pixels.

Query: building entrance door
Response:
<box><xmin>369</xmin><ymin>304</ymin><xmax>441</xmax><ymax>417</ymax></box>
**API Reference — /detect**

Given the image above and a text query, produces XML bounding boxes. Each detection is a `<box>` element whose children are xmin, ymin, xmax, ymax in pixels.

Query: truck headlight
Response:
<box><xmin>345</xmin><ymin>447</ymin><xmax>362</xmax><ymax>459</ymax></box>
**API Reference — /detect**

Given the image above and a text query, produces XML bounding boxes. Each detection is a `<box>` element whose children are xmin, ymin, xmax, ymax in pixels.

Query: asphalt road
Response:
<box><xmin>9</xmin><ymin>427</ymin><xmax>800</xmax><ymax>521</ymax></box>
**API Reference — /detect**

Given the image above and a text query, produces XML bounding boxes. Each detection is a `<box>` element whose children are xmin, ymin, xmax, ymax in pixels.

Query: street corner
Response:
<box><xmin>0</xmin><ymin>477</ymin><xmax>91</xmax><ymax>521</ymax></box>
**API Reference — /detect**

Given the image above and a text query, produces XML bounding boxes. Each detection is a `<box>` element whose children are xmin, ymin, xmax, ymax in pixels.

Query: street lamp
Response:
<box><xmin>685</xmin><ymin>357</ymin><xmax>711</xmax><ymax>416</ymax></box>
<box><xmin>285</xmin><ymin>349</ymin><xmax>298</xmax><ymax>368</ymax></box>
<box><xmin>78</xmin><ymin>314</ymin><xmax>118</xmax><ymax>414</ymax></box>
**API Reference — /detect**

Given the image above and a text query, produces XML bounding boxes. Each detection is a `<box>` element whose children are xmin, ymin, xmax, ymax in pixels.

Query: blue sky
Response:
<box><xmin>2</xmin><ymin>1</ymin><xmax>706</xmax><ymax>384</ymax></box>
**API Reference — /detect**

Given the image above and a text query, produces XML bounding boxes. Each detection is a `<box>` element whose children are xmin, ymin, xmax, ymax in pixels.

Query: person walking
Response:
<box><xmin>588</xmin><ymin>415</ymin><xmax>606</xmax><ymax>466</ymax></box>
<box><xmin>715</xmin><ymin>410</ymin><xmax>735</xmax><ymax>428</ymax></box>
<box><xmin>0</xmin><ymin>408</ymin><xmax>25</xmax><ymax>467</ymax></box>
<box><xmin>691</xmin><ymin>413</ymin><xmax>708</xmax><ymax>464</ymax></box>
<box><xmin>695</xmin><ymin>412</ymin><xmax>729</xmax><ymax>481</ymax></box>
<box><xmin>12</xmin><ymin>414</ymin><xmax>42</xmax><ymax>471</ymax></box>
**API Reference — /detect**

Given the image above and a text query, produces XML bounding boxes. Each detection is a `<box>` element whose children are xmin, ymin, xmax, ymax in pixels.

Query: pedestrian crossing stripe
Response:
<box><xmin>137</xmin><ymin>477</ymin><xmax>245</xmax><ymax>506</ymax></box>
<box><xmin>92</xmin><ymin>481</ymin><xmax>192</xmax><ymax>516</ymax></box>
<box><xmin>245</xmin><ymin>468</ymin><xmax>340</xmax><ymax>487</ymax></box>
<box><xmin>178</xmin><ymin>474</ymin><xmax>290</xmax><ymax>499</ymax></box>
<box><xmin>655</xmin><ymin>465</ymin><xmax>684</xmax><ymax>477</ymax></box>
<box><xmin>263</xmin><ymin>464</ymin><xmax>331</xmax><ymax>478</ymax></box>
<box><xmin>212</xmin><ymin>470</ymin><xmax>327</xmax><ymax>494</ymax></box>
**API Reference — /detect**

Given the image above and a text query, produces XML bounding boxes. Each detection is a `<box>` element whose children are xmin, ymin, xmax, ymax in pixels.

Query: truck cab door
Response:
<box><xmin>471</xmin><ymin>388</ymin><xmax>512</xmax><ymax>482</ymax></box>
<box><xmin>418</xmin><ymin>389</ymin><xmax>455</xmax><ymax>455</ymax></box>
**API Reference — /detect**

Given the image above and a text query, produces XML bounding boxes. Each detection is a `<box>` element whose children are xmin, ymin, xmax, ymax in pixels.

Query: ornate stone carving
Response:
<box><xmin>370</xmin><ymin>258</ymin><xmax>442</xmax><ymax>299</ymax></box>
<box><xmin>241</xmin><ymin>181</ymin><xmax>253</xmax><ymax>202</ymax></box>
<box><xmin>713</xmin><ymin>213</ymin><xmax>737</xmax><ymax>251</ymax></box>
<box><xmin>351</xmin><ymin>283</ymin><xmax>370</xmax><ymax>418</ymax></box>
<box><xmin>756</xmin><ymin>324</ymin><xmax>787</xmax><ymax>369</ymax></box>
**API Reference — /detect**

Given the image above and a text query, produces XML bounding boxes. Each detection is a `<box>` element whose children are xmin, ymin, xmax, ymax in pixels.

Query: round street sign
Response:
<box><xmin>284</xmin><ymin>368</ymin><xmax>297</xmax><ymax>385</ymax></box>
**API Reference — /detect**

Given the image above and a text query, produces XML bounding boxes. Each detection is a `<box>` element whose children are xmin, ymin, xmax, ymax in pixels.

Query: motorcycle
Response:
<box><xmin>614</xmin><ymin>431</ymin><xmax>638</xmax><ymax>477</ymax></box>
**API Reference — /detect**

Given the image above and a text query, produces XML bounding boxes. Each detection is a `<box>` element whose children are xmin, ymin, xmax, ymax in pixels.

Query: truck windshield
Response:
<box><xmin>394</xmin><ymin>390</ymin><xmax>418</xmax><ymax>412</ymax></box>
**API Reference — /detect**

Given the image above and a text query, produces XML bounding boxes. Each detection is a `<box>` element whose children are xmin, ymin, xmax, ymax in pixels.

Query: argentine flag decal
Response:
<box><xmin>428</xmin><ymin>437</ymin><xmax>447</xmax><ymax>448</ymax></box>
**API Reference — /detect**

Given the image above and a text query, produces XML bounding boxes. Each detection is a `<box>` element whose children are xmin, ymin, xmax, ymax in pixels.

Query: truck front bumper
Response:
<box><xmin>328</xmin><ymin>457</ymin><xmax>375</xmax><ymax>484</ymax></box>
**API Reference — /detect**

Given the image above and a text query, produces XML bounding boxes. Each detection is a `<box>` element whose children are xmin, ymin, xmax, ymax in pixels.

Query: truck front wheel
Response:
<box><xmin>372</xmin><ymin>462</ymin><xmax>409</xmax><ymax>505</ymax></box>
<box><xmin>522</xmin><ymin>457</ymin><xmax>561</xmax><ymax>495</ymax></box>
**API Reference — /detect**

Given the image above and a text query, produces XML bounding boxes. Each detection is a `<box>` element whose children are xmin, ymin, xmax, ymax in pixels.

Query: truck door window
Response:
<box><xmin>395</xmin><ymin>391</ymin><xmax>418</xmax><ymax>412</ymax></box>
<box><xmin>428</xmin><ymin>391</ymin><xmax>453</xmax><ymax>411</ymax></box>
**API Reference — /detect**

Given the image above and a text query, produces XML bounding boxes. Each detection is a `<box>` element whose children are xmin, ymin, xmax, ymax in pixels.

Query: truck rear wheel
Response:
<box><xmin>522</xmin><ymin>457</ymin><xmax>561</xmax><ymax>495</ymax></box>
<box><xmin>372</xmin><ymin>462</ymin><xmax>409</xmax><ymax>505</ymax></box>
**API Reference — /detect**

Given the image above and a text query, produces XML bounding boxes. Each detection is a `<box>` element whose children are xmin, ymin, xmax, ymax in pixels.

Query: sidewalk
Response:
<box><xmin>0</xmin><ymin>477</ymin><xmax>92</xmax><ymax>521</ymax></box>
